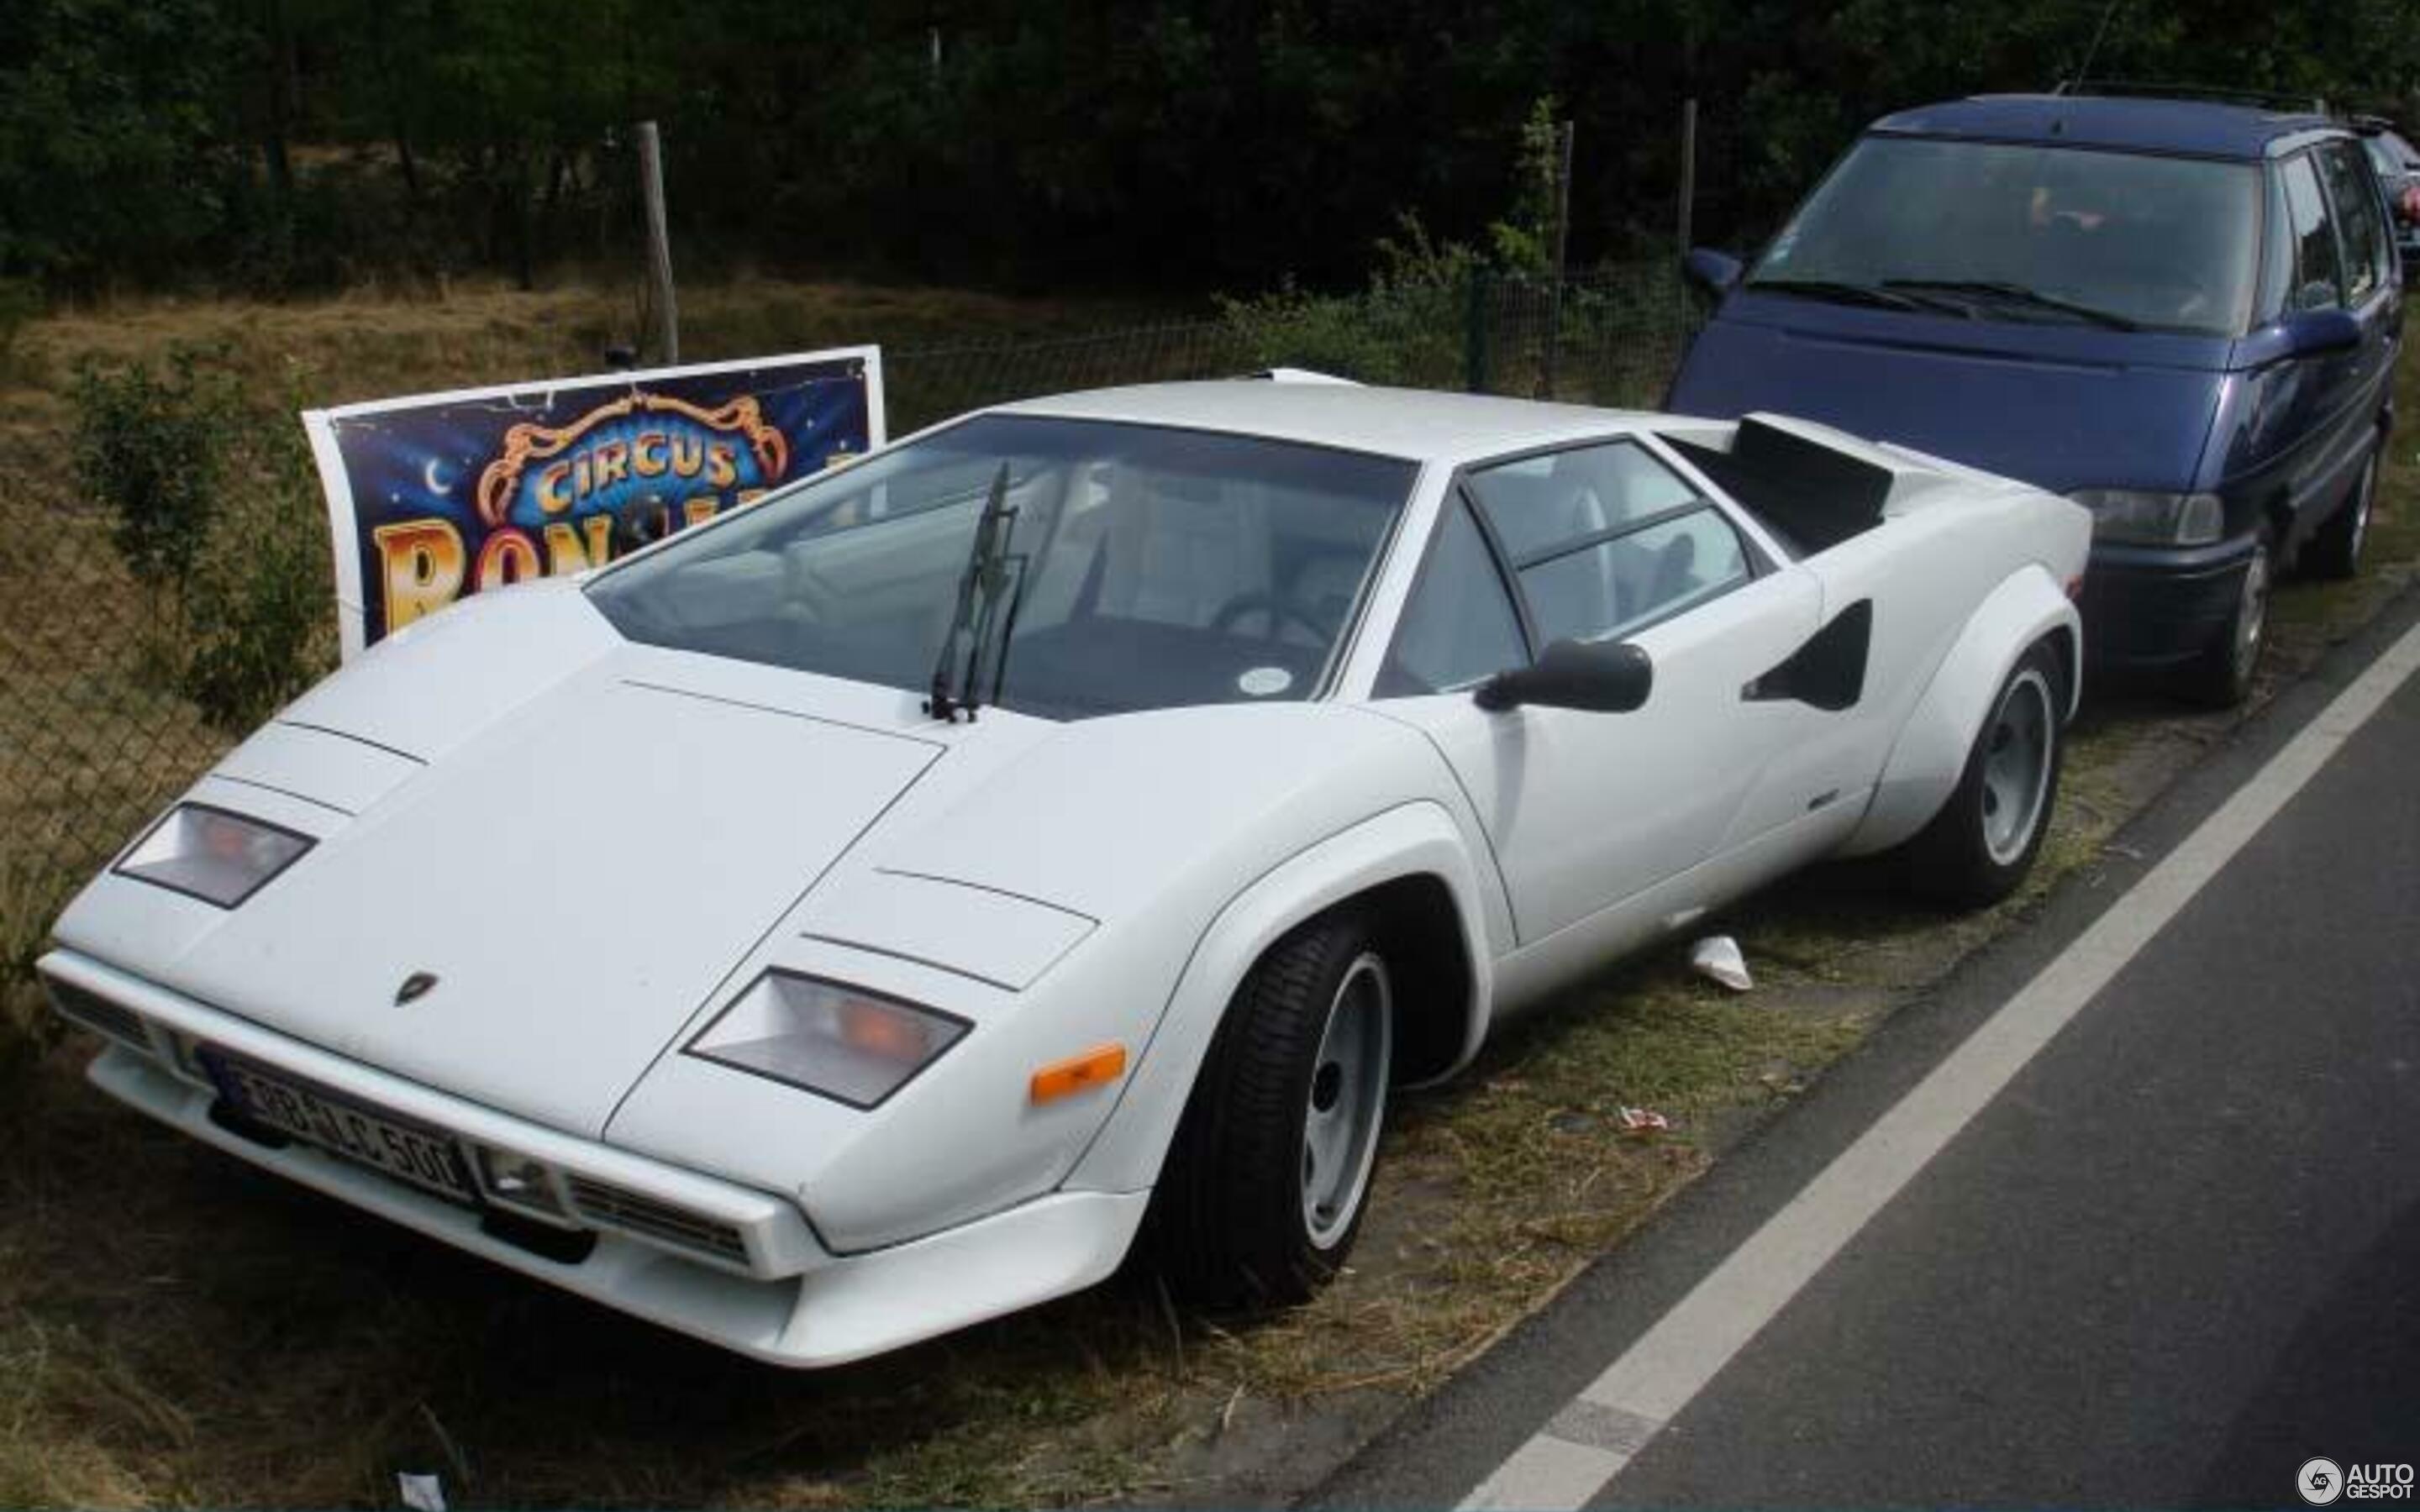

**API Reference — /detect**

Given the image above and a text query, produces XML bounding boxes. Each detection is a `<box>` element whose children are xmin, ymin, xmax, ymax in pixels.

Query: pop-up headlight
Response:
<box><xmin>114</xmin><ymin>804</ymin><xmax>313</xmax><ymax>908</ymax></box>
<box><xmin>686</xmin><ymin>972</ymin><xmax>969</xmax><ymax>1110</ymax></box>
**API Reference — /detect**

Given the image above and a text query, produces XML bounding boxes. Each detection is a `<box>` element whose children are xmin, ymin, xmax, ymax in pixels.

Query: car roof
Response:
<box><xmin>989</xmin><ymin>381</ymin><xmax>1654</xmax><ymax>462</ymax></box>
<box><xmin>1871</xmin><ymin>92</ymin><xmax>2340</xmax><ymax>160</ymax></box>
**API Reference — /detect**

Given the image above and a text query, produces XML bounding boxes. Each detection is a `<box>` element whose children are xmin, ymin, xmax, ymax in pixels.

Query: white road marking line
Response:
<box><xmin>1459</xmin><ymin>617</ymin><xmax>2420</xmax><ymax>1511</ymax></box>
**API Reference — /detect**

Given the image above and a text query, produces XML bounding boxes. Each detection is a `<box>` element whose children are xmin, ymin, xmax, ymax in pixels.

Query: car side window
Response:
<box><xmin>2281</xmin><ymin>153</ymin><xmax>2345</xmax><ymax>312</ymax></box>
<box><xmin>1464</xmin><ymin>440</ymin><xmax>1701</xmax><ymax>559</ymax></box>
<box><xmin>1465</xmin><ymin>441</ymin><xmax>1752</xmax><ymax>648</ymax></box>
<box><xmin>1375</xmin><ymin>497</ymin><xmax>1528</xmax><ymax>696</ymax></box>
<box><xmin>2316</xmin><ymin>141</ymin><xmax>2391</xmax><ymax>303</ymax></box>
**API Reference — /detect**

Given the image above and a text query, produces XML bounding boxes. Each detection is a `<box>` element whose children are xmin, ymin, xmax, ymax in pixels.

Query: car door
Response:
<box><xmin>1368</xmin><ymin>437</ymin><xmax>1826</xmax><ymax>944</ymax></box>
<box><xmin>2312</xmin><ymin>139</ymin><xmax>2402</xmax><ymax>496</ymax></box>
<box><xmin>2234</xmin><ymin>149</ymin><xmax>2372</xmax><ymax>548</ymax></box>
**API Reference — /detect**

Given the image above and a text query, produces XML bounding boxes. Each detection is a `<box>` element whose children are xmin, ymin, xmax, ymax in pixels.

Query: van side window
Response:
<box><xmin>2316</xmin><ymin>141</ymin><xmax>2391</xmax><ymax>303</ymax></box>
<box><xmin>2281</xmin><ymin>153</ymin><xmax>2344</xmax><ymax>312</ymax></box>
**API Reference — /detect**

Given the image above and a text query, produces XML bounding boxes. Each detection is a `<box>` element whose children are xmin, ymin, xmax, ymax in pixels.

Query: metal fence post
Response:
<box><xmin>636</xmin><ymin>120</ymin><xmax>680</xmax><ymax>365</ymax></box>
<box><xmin>1540</xmin><ymin>118</ymin><xmax>1575</xmax><ymax>399</ymax></box>
<box><xmin>1465</xmin><ymin>264</ymin><xmax>1491</xmax><ymax>394</ymax></box>
<box><xmin>1677</xmin><ymin>97</ymin><xmax>1698</xmax><ymax>255</ymax></box>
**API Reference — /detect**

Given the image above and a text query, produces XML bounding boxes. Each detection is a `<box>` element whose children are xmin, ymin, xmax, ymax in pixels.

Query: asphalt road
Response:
<box><xmin>1312</xmin><ymin>589</ymin><xmax>2420</xmax><ymax>1510</ymax></box>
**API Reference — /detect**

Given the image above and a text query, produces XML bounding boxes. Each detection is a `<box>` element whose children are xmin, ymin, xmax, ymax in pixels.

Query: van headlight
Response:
<box><xmin>686</xmin><ymin>972</ymin><xmax>969</xmax><ymax>1109</ymax></box>
<box><xmin>2070</xmin><ymin>489</ymin><xmax>2224</xmax><ymax>546</ymax></box>
<box><xmin>114</xmin><ymin>804</ymin><xmax>313</xmax><ymax>908</ymax></box>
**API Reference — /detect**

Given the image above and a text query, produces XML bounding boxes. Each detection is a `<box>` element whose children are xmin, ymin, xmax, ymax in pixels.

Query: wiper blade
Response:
<box><xmin>1745</xmin><ymin>278</ymin><xmax>1941</xmax><ymax>313</ymax></box>
<box><xmin>925</xmin><ymin>462</ymin><xmax>1028</xmax><ymax>723</ymax></box>
<box><xmin>1882</xmin><ymin>279</ymin><xmax>2141</xmax><ymax>330</ymax></box>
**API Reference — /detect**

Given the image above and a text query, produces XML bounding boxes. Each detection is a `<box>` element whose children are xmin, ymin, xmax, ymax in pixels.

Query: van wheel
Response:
<box><xmin>2307</xmin><ymin>448</ymin><xmax>2375</xmax><ymax>581</ymax></box>
<box><xmin>2186</xmin><ymin>528</ymin><xmax>2272</xmax><ymax>707</ymax></box>
<box><xmin>1151</xmin><ymin>911</ymin><xmax>1392</xmax><ymax>1309</ymax></box>
<box><xmin>1902</xmin><ymin>641</ymin><xmax>2064</xmax><ymax>908</ymax></box>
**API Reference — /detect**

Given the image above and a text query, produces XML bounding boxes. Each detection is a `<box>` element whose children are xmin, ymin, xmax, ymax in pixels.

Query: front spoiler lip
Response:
<box><xmin>39</xmin><ymin>948</ymin><xmax>1149</xmax><ymax>1368</ymax></box>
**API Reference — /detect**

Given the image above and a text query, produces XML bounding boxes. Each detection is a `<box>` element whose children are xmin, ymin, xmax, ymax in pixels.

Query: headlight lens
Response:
<box><xmin>114</xmin><ymin>804</ymin><xmax>313</xmax><ymax>907</ymax></box>
<box><xmin>2070</xmin><ymin>489</ymin><xmax>2224</xmax><ymax>546</ymax></box>
<box><xmin>686</xmin><ymin>972</ymin><xmax>969</xmax><ymax>1109</ymax></box>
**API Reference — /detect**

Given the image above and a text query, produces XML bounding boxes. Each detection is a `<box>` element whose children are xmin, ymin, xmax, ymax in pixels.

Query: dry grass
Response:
<box><xmin>0</xmin><ymin>286</ymin><xmax>2413</xmax><ymax>1507</ymax></box>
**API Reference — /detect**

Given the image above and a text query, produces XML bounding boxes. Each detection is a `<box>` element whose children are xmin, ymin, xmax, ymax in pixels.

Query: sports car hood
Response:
<box><xmin>85</xmin><ymin>585</ymin><xmax>949</xmax><ymax>1138</ymax></box>
<box><xmin>1668</xmin><ymin>299</ymin><xmax>2230</xmax><ymax>495</ymax></box>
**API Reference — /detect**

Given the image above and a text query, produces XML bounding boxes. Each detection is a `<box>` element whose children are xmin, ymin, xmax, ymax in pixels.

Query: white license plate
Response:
<box><xmin>205</xmin><ymin>1050</ymin><xmax>476</xmax><ymax>1205</ymax></box>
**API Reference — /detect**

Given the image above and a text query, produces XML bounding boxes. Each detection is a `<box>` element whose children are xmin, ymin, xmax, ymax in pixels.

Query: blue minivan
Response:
<box><xmin>1669</xmin><ymin>93</ymin><xmax>2402</xmax><ymax>704</ymax></box>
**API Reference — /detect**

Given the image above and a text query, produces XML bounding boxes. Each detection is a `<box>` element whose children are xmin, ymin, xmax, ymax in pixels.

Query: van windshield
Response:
<box><xmin>1749</xmin><ymin>136</ymin><xmax>2264</xmax><ymax>337</ymax></box>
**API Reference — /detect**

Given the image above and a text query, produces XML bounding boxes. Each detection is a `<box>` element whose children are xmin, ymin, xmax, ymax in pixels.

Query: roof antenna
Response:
<box><xmin>2070</xmin><ymin>0</ymin><xmax>2123</xmax><ymax>90</ymax></box>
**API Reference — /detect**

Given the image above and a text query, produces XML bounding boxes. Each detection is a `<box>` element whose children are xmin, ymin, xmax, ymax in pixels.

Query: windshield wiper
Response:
<box><xmin>924</xmin><ymin>462</ymin><xmax>1029</xmax><ymax>723</ymax></box>
<box><xmin>1745</xmin><ymin>278</ymin><xmax>1943</xmax><ymax>313</ymax></box>
<box><xmin>1881</xmin><ymin>280</ymin><xmax>2141</xmax><ymax>331</ymax></box>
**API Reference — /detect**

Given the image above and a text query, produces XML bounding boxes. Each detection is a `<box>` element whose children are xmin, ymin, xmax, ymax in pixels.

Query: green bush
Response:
<box><xmin>71</xmin><ymin>349</ymin><xmax>239</xmax><ymax>599</ymax></box>
<box><xmin>1217</xmin><ymin>215</ymin><xmax>1480</xmax><ymax>386</ymax></box>
<box><xmin>72</xmin><ymin>352</ymin><xmax>336</xmax><ymax>730</ymax></box>
<box><xmin>183</xmin><ymin>364</ymin><xmax>339</xmax><ymax>730</ymax></box>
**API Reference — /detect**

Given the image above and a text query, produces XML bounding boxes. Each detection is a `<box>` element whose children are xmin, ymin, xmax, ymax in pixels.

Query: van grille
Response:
<box><xmin>566</xmin><ymin>1177</ymin><xmax>748</xmax><ymax>1264</ymax></box>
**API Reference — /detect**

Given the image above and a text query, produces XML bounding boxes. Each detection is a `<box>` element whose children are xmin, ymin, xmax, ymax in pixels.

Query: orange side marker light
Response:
<box><xmin>1030</xmin><ymin>1044</ymin><xmax>1128</xmax><ymax>1104</ymax></box>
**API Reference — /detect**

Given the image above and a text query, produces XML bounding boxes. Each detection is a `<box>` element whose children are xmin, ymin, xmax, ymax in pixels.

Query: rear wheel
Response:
<box><xmin>2307</xmin><ymin>447</ymin><xmax>2376</xmax><ymax>581</ymax></box>
<box><xmin>1151</xmin><ymin>911</ymin><xmax>1393</xmax><ymax>1308</ymax></box>
<box><xmin>2185</xmin><ymin>528</ymin><xmax>2272</xmax><ymax>708</ymax></box>
<box><xmin>1902</xmin><ymin>641</ymin><xmax>2064</xmax><ymax>908</ymax></box>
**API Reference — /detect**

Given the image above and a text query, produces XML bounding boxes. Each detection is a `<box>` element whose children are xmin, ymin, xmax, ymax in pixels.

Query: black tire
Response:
<box><xmin>1150</xmin><ymin>911</ymin><xmax>1394</xmax><ymax>1310</ymax></box>
<box><xmin>2184</xmin><ymin>527</ymin><xmax>2273</xmax><ymax>708</ymax></box>
<box><xmin>1902</xmin><ymin>641</ymin><xmax>2065</xmax><ymax>909</ymax></box>
<box><xmin>2307</xmin><ymin>445</ymin><xmax>2377</xmax><ymax>582</ymax></box>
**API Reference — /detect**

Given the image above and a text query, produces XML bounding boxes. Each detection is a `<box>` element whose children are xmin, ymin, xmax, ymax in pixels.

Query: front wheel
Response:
<box><xmin>1902</xmin><ymin>641</ymin><xmax>2065</xmax><ymax>908</ymax></box>
<box><xmin>2185</xmin><ymin>529</ymin><xmax>2272</xmax><ymax>708</ymax></box>
<box><xmin>1150</xmin><ymin>912</ymin><xmax>1393</xmax><ymax>1309</ymax></box>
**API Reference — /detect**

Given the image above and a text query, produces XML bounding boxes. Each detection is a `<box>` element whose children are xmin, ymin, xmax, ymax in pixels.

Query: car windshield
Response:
<box><xmin>586</xmin><ymin>412</ymin><xmax>1414</xmax><ymax>721</ymax></box>
<box><xmin>1749</xmin><ymin>136</ymin><xmax>2264</xmax><ymax>336</ymax></box>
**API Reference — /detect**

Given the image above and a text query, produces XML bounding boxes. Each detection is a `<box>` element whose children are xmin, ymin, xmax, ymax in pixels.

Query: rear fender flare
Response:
<box><xmin>1060</xmin><ymin>801</ymin><xmax>1492</xmax><ymax>1196</ymax></box>
<box><xmin>1841</xmin><ymin>564</ymin><xmax>2080</xmax><ymax>857</ymax></box>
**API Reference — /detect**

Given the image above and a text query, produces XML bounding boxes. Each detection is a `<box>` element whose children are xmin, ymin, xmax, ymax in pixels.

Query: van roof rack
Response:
<box><xmin>2051</xmin><ymin>79</ymin><xmax>2329</xmax><ymax>116</ymax></box>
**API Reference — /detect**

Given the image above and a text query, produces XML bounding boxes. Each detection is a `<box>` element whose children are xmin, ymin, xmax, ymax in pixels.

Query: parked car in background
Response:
<box><xmin>40</xmin><ymin>381</ymin><xmax>2086</xmax><ymax>1366</ymax></box>
<box><xmin>2355</xmin><ymin>118</ymin><xmax>2420</xmax><ymax>273</ymax></box>
<box><xmin>1672</xmin><ymin>92</ymin><xmax>2402</xmax><ymax>705</ymax></box>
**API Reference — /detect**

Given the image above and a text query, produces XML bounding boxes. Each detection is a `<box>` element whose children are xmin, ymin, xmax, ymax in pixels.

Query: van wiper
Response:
<box><xmin>1745</xmin><ymin>278</ymin><xmax>1942</xmax><ymax>313</ymax></box>
<box><xmin>924</xmin><ymin>462</ymin><xmax>1028</xmax><ymax>723</ymax></box>
<box><xmin>1882</xmin><ymin>280</ymin><xmax>2141</xmax><ymax>330</ymax></box>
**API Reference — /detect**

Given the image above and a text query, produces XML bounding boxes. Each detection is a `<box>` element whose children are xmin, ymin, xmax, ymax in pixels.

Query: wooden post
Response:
<box><xmin>1678</xmin><ymin>97</ymin><xmax>1699</xmax><ymax>254</ymax></box>
<box><xmin>635</xmin><ymin>120</ymin><xmax>680</xmax><ymax>365</ymax></box>
<box><xmin>1540</xmin><ymin>119</ymin><xmax>1575</xmax><ymax>399</ymax></box>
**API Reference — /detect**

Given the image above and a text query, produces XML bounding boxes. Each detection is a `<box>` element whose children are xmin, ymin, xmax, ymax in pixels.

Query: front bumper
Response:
<box><xmin>37</xmin><ymin>949</ymin><xmax>1146</xmax><ymax>1368</ymax></box>
<box><xmin>2077</xmin><ymin>535</ymin><xmax>2258</xmax><ymax>670</ymax></box>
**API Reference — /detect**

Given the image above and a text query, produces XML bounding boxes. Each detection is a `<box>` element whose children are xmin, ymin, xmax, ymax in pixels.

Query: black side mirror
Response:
<box><xmin>1476</xmin><ymin>638</ymin><xmax>1654</xmax><ymax>714</ymax></box>
<box><xmin>2283</xmin><ymin>307</ymin><xmax>2362</xmax><ymax>358</ymax></box>
<box><xmin>1682</xmin><ymin>247</ymin><xmax>1744</xmax><ymax>298</ymax></box>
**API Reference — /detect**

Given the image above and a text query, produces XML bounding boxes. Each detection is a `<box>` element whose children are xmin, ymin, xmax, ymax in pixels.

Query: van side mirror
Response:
<box><xmin>1476</xmin><ymin>638</ymin><xmax>1655</xmax><ymax>714</ymax></box>
<box><xmin>2283</xmin><ymin>307</ymin><xmax>2362</xmax><ymax>358</ymax></box>
<box><xmin>1682</xmin><ymin>247</ymin><xmax>1744</xmax><ymax>298</ymax></box>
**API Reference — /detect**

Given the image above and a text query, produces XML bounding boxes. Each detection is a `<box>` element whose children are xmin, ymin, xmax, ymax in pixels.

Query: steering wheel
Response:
<box><xmin>1210</xmin><ymin>591</ymin><xmax>1328</xmax><ymax>643</ymax></box>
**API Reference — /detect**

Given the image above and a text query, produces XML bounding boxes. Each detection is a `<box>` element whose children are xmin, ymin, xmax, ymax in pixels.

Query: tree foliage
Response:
<box><xmin>3</xmin><ymin>0</ymin><xmax>2416</xmax><ymax>296</ymax></box>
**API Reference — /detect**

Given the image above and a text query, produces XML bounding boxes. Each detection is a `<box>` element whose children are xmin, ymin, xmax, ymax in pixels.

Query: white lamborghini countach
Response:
<box><xmin>40</xmin><ymin>381</ymin><xmax>2090</xmax><ymax>1366</ymax></box>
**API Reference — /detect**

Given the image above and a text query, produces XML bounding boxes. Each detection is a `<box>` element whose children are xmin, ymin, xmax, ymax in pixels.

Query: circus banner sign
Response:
<box><xmin>303</xmin><ymin>347</ymin><xmax>883</xmax><ymax>657</ymax></box>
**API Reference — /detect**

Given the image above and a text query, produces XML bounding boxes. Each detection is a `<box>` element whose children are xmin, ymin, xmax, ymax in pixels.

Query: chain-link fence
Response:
<box><xmin>0</xmin><ymin>262</ymin><xmax>1700</xmax><ymax>967</ymax></box>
